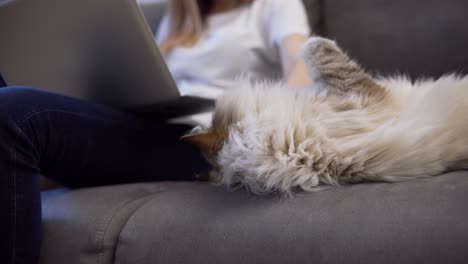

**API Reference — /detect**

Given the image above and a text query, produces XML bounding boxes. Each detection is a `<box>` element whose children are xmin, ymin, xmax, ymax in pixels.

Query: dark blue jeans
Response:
<box><xmin>0</xmin><ymin>86</ymin><xmax>209</xmax><ymax>264</ymax></box>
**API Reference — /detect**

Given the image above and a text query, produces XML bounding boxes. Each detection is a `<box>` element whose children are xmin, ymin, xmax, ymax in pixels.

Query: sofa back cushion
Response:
<box><xmin>140</xmin><ymin>0</ymin><xmax>468</xmax><ymax>78</ymax></box>
<box><xmin>319</xmin><ymin>0</ymin><xmax>468</xmax><ymax>78</ymax></box>
<box><xmin>301</xmin><ymin>0</ymin><xmax>321</xmax><ymax>35</ymax></box>
<box><xmin>142</xmin><ymin>0</ymin><xmax>322</xmax><ymax>35</ymax></box>
<box><xmin>139</xmin><ymin>0</ymin><xmax>168</xmax><ymax>34</ymax></box>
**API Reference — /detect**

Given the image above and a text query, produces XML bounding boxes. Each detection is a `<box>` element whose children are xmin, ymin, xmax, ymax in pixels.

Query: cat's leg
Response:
<box><xmin>302</xmin><ymin>37</ymin><xmax>383</xmax><ymax>97</ymax></box>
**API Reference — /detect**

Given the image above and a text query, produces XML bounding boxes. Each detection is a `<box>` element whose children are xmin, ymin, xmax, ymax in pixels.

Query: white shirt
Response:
<box><xmin>156</xmin><ymin>0</ymin><xmax>310</xmax><ymax>126</ymax></box>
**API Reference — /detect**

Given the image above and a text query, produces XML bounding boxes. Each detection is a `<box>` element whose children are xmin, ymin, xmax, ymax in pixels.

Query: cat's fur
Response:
<box><xmin>183</xmin><ymin>37</ymin><xmax>468</xmax><ymax>194</ymax></box>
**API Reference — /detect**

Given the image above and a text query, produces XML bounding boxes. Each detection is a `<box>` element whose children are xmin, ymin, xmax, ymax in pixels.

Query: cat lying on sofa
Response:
<box><xmin>183</xmin><ymin>37</ymin><xmax>468</xmax><ymax>195</ymax></box>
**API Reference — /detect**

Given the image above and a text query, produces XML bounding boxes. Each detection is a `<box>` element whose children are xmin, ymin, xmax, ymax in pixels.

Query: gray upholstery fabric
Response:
<box><xmin>138</xmin><ymin>0</ymin><xmax>167</xmax><ymax>34</ymax></box>
<box><xmin>38</xmin><ymin>1</ymin><xmax>468</xmax><ymax>263</ymax></box>
<box><xmin>41</xmin><ymin>172</ymin><xmax>468</xmax><ymax>264</ymax></box>
<box><xmin>320</xmin><ymin>0</ymin><xmax>468</xmax><ymax>78</ymax></box>
<box><xmin>40</xmin><ymin>185</ymin><xmax>168</xmax><ymax>264</ymax></box>
<box><xmin>301</xmin><ymin>0</ymin><xmax>321</xmax><ymax>35</ymax></box>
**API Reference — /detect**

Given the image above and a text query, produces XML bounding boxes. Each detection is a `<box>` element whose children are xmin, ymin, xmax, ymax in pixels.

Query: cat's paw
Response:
<box><xmin>301</xmin><ymin>36</ymin><xmax>351</xmax><ymax>84</ymax></box>
<box><xmin>301</xmin><ymin>37</ymin><xmax>379</xmax><ymax>96</ymax></box>
<box><xmin>302</xmin><ymin>36</ymin><xmax>342</xmax><ymax>65</ymax></box>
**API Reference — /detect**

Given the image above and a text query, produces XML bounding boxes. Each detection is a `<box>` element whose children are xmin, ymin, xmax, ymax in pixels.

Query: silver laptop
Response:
<box><xmin>0</xmin><ymin>0</ymin><xmax>214</xmax><ymax>119</ymax></box>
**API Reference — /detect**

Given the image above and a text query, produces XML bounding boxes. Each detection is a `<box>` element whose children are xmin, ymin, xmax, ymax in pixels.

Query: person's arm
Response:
<box><xmin>278</xmin><ymin>34</ymin><xmax>312</xmax><ymax>90</ymax></box>
<box><xmin>265</xmin><ymin>0</ymin><xmax>312</xmax><ymax>90</ymax></box>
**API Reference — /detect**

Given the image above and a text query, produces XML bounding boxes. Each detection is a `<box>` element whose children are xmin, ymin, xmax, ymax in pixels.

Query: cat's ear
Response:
<box><xmin>180</xmin><ymin>130</ymin><xmax>218</xmax><ymax>155</ymax></box>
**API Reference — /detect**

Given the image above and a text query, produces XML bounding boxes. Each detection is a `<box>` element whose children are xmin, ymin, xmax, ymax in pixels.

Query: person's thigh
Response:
<box><xmin>0</xmin><ymin>86</ymin><xmax>211</xmax><ymax>263</ymax></box>
<box><xmin>0</xmin><ymin>86</ymin><xmax>210</xmax><ymax>188</ymax></box>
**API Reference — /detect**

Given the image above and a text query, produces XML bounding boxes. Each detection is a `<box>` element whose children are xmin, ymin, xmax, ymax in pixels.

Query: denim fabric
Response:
<box><xmin>0</xmin><ymin>86</ymin><xmax>209</xmax><ymax>264</ymax></box>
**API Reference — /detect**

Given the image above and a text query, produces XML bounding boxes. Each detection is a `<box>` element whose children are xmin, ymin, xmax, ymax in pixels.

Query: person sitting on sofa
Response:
<box><xmin>157</xmin><ymin>0</ymin><xmax>311</xmax><ymax>95</ymax></box>
<box><xmin>0</xmin><ymin>0</ymin><xmax>311</xmax><ymax>263</ymax></box>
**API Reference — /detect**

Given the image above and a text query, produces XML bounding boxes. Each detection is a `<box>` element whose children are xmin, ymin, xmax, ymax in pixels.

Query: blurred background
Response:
<box><xmin>138</xmin><ymin>0</ymin><xmax>468</xmax><ymax>79</ymax></box>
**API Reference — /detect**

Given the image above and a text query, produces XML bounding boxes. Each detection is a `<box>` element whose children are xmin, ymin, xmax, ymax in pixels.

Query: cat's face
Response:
<box><xmin>181</xmin><ymin>125</ymin><xmax>226</xmax><ymax>166</ymax></box>
<box><xmin>181</xmin><ymin>102</ymin><xmax>239</xmax><ymax>168</ymax></box>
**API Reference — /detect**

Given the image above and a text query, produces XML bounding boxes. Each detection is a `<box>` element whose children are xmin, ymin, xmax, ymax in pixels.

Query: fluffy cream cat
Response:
<box><xmin>183</xmin><ymin>37</ymin><xmax>468</xmax><ymax>194</ymax></box>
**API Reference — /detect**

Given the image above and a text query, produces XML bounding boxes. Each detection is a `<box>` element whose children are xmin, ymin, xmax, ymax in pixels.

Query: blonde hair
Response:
<box><xmin>160</xmin><ymin>0</ymin><xmax>254</xmax><ymax>54</ymax></box>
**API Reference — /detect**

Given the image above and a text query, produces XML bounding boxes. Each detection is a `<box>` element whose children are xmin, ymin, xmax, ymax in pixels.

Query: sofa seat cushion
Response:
<box><xmin>41</xmin><ymin>171</ymin><xmax>468</xmax><ymax>264</ymax></box>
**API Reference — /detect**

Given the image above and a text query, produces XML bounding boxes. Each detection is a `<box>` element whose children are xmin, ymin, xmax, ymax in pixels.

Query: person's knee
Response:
<box><xmin>0</xmin><ymin>86</ymin><xmax>48</xmax><ymax>127</ymax></box>
<box><xmin>0</xmin><ymin>87</ymin><xmax>52</xmax><ymax>156</ymax></box>
<box><xmin>0</xmin><ymin>86</ymin><xmax>46</xmax><ymax>102</ymax></box>
<box><xmin>0</xmin><ymin>86</ymin><xmax>54</xmax><ymax>107</ymax></box>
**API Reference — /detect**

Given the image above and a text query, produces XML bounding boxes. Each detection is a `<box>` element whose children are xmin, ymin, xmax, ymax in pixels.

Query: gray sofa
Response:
<box><xmin>40</xmin><ymin>0</ymin><xmax>468</xmax><ymax>263</ymax></box>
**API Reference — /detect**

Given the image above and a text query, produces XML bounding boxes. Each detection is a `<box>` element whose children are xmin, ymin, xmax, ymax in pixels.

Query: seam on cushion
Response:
<box><xmin>95</xmin><ymin>189</ymin><xmax>168</xmax><ymax>264</ymax></box>
<box><xmin>9</xmin><ymin>109</ymin><xmax>55</xmax><ymax>264</ymax></box>
<box><xmin>10</xmin><ymin>130</ymin><xmax>17</xmax><ymax>264</ymax></box>
<box><xmin>112</xmin><ymin>190</ymin><xmax>176</xmax><ymax>264</ymax></box>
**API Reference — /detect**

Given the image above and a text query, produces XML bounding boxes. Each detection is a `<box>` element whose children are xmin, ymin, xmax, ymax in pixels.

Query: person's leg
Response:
<box><xmin>0</xmin><ymin>86</ymin><xmax>209</xmax><ymax>264</ymax></box>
